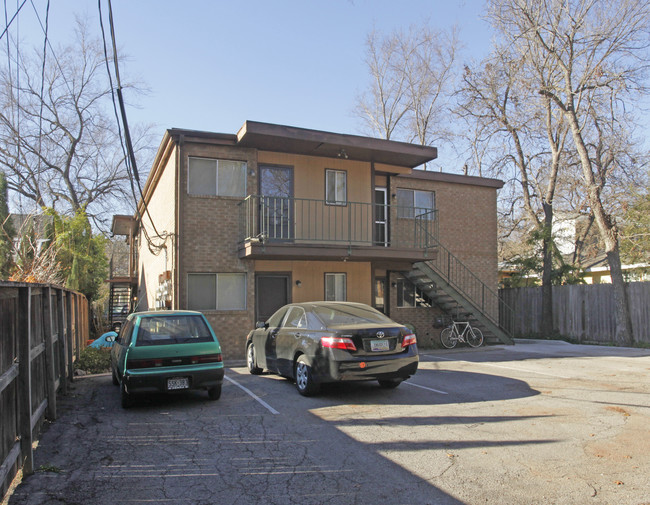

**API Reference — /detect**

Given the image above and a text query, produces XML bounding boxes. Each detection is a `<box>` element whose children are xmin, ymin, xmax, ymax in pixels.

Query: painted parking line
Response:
<box><xmin>403</xmin><ymin>381</ymin><xmax>448</xmax><ymax>395</ymax></box>
<box><xmin>427</xmin><ymin>355</ymin><xmax>570</xmax><ymax>379</ymax></box>
<box><xmin>224</xmin><ymin>375</ymin><xmax>279</xmax><ymax>415</ymax></box>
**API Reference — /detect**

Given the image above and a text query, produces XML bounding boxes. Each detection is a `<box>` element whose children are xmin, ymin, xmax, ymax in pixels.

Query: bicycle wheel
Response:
<box><xmin>440</xmin><ymin>327</ymin><xmax>457</xmax><ymax>349</ymax></box>
<box><xmin>466</xmin><ymin>327</ymin><xmax>484</xmax><ymax>347</ymax></box>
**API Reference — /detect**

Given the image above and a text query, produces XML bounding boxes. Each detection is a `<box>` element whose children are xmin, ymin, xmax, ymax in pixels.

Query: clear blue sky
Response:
<box><xmin>14</xmin><ymin>1</ymin><xmax>494</xmax><ymax>171</ymax></box>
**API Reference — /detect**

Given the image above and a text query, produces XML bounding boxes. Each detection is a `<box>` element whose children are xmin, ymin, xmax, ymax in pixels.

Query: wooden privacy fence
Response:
<box><xmin>0</xmin><ymin>282</ymin><xmax>88</xmax><ymax>499</ymax></box>
<box><xmin>500</xmin><ymin>282</ymin><xmax>650</xmax><ymax>345</ymax></box>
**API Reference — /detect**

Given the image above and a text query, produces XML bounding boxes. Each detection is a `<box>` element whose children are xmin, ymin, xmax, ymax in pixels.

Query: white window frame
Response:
<box><xmin>325</xmin><ymin>169</ymin><xmax>347</xmax><ymax>205</ymax></box>
<box><xmin>325</xmin><ymin>273</ymin><xmax>347</xmax><ymax>301</ymax></box>
<box><xmin>187</xmin><ymin>273</ymin><xmax>247</xmax><ymax>311</ymax></box>
<box><xmin>396</xmin><ymin>189</ymin><xmax>435</xmax><ymax>219</ymax></box>
<box><xmin>188</xmin><ymin>157</ymin><xmax>247</xmax><ymax>197</ymax></box>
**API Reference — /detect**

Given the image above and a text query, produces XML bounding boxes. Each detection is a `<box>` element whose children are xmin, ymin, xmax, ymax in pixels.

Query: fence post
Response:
<box><xmin>43</xmin><ymin>287</ymin><xmax>57</xmax><ymax>420</ymax></box>
<box><xmin>66</xmin><ymin>291</ymin><xmax>74</xmax><ymax>383</ymax></box>
<box><xmin>17</xmin><ymin>286</ymin><xmax>34</xmax><ymax>476</ymax></box>
<box><xmin>56</xmin><ymin>288</ymin><xmax>67</xmax><ymax>394</ymax></box>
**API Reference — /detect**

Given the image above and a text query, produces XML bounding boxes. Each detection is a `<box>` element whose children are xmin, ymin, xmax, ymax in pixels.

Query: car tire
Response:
<box><xmin>378</xmin><ymin>378</ymin><xmax>403</xmax><ymax>389</ymax></box>
<box><xmin>247</xmin><ymin>344</ymin><xmax>263</xmax><ymax>375</ymax></box>
<box><xmin>120</xmin><ymin>381</ymin><xmax>133</xmax><ymax>409</ymax></box>
<box><xmin>111</xmin><ymin>367</ymin><xmax>119</xmax><ymax>386</ymax></box>
<box><xmin>208</xmin><ymin>385</ymin><xmax>222</xmax><ymax>401</ymax></box>
<box><xmin>295</xmin><ymin>355</ymin><xmax>319</xmax><ymax>397</ymax></box>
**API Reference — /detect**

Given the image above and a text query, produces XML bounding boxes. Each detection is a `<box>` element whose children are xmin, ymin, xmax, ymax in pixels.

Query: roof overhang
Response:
<box><xmin>232</xmin><ymin>121</ymin><xmax>438</xmax><ymax>168</ymax></box>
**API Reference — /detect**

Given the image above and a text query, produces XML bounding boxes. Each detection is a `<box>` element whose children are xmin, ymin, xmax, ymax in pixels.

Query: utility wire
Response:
<box><xmin>0</xmin><ymin>0</ymin><xmax>26</xmax><ymax>42</ymax></box>
<box><xmin>99</xmin><ymin>0</ymin><xmax>168</xmax><ymax>254</ymax></box>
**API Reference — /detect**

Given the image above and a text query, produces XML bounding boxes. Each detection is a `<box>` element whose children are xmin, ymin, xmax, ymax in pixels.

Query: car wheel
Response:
<box><xmin>378</xmin><ymin>378</ymin><xmax>403</xmax><ymax>389</ymax></box>
<box><xmin>294</xmin><ymin>355</ymin><xmax>319</xmax><ymax>397</ymax></box>
<box><xmin>208</xmin><ymin>385</ymin><xmax>222</xmax><ymax>401</ymax></box>
<box><xmin>247</xmin><ymin>344</ymin><xmax>263</xmax><ymax>375</ymax></box>
<box><xmin>120</xmin><ymin>381</ymin><xmax>133</xmax><ymax>409</ymax></box>
<box><xmin>111</xmin><ymin>366</ymin><xmax>119</xmax><ymax>386</ymax></box>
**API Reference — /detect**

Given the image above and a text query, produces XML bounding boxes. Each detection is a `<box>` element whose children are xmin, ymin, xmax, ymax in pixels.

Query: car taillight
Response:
<box><xmin>402</xmin><ymin>334</ymin><xmax>417</xmax><ymax>347</ymax></box>
<box><xmin>190</xmin><ymin>354</ymin><xmax>222</xmax><ymax>364</ymax></box>
<box><xmin>321</xmin><ymin>336</ymin><xmax>357</xmax><ymax>351</ymax></box>
<box><xmin>127</xmin><ymin>358</ymin><xmax>164</xmax><ymax>369</ymax></box>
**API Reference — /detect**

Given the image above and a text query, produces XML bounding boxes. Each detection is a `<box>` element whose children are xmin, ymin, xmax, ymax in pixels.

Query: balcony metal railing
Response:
<box><xmin>239</xmin><ymin>195</ymin><xmax>438</xmax><ymax>251</ymax></box>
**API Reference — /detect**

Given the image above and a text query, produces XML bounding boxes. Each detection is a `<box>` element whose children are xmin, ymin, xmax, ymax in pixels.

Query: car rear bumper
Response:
<box><xmin>312</xmin><ymin>348</ymin><xmax>419</xmax><ymax>383</ymax></box>
<box><xmin>123</xmin><ymin>365</ymin><xmax>224</xmax><ymax>395</ymax></box>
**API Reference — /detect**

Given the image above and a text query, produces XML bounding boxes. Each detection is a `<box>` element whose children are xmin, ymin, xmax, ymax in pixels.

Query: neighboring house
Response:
<box><xmin>112</xmin><ymin>121</ymin><xmax>511</xmax><ymax>359</ymax></box>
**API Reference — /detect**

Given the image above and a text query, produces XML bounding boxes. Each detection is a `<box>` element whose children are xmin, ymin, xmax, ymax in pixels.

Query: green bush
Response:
<box><xmin>75</xmin><ymin>347</ymin><xmax>111</xmax><ymax>374</ymax></box>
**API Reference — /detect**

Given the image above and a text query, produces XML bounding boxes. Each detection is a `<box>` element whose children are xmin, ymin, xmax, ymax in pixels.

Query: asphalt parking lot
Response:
<box><xmin>5</xmin><ymin>340</ymin><xmax>650</xmax><ymax>505</ymax></box>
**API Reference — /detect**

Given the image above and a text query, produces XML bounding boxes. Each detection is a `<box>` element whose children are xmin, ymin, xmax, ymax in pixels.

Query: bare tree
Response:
<box><xmin>0</xmin><ymin>17</ymin><xmax>152</xmax><ymax>231</ymax></box>
<box><xmin>489</xmin><ymin>0</ymin><xmax>650</xmax><ymax>345</ymax></box>
<box><xmin>457</xmin><ymin>45</ymin><xmax>571</xmax><ymax>334</ymax></box>
<box><xmin>355</xmin><ymin>23</ymin><xmax>459</xmax><ymax>150</ymax></box>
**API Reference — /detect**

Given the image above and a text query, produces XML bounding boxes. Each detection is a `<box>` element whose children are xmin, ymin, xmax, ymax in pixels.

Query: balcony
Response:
<box><xmin>238</xmin><ymin>195</ymin><xmax>438</xmax><ymax>264</ymax></box>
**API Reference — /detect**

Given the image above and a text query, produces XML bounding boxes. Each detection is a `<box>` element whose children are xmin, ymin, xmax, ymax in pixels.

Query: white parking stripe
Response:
<box><xmin>403</xmin><ymin>381</ymin><xmax>448</xmax><ymax>395</ymax></box>
<box><xmin>225</xmin><ymin>375</ymin><xmax>279</xmax><ymax>415</ymax></box>
<box><xmin>427</xmin><ymin>355</ymin><xmax>570</xmax><ymax>379</ymax></box>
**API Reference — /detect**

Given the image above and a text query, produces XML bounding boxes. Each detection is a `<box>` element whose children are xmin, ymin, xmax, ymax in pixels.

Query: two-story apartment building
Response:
<box><xmin>112</xmin><ymin>121</ymin><xmax>511</xmax><ymax>360</ymax></box>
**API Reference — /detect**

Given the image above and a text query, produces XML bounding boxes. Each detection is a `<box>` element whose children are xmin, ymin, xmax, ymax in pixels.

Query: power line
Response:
<box><xmin>0</xmin><ymin>0</ymin><xmax>26</xmax><ymax>42</ymax></box>
<box><xmin>98</xmin><ymin>0</ymin><xmax>168</xmax><ymax>254</ymax></box>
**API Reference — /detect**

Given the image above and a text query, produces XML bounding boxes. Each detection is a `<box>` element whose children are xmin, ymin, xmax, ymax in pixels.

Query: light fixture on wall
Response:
<box><xmin>391</xmin><ymin>282</ymin><xmax>397</xmax><ymax>288</ymax></box>
<box><xmin>295</xmin><ymin>280</ymin><xmax>302</xmax><ymax>287</ymax></box>
<box><xmin>337</xmin><ymin>148</ymin><xmax>348</xmax><ymax>159</ymax></box>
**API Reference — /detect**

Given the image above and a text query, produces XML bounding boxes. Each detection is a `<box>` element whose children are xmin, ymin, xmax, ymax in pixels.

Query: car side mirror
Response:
<box><xmin>256</xmin><ymin>321</ymin><xmax>267</xmax><ymax>329</ymax></box>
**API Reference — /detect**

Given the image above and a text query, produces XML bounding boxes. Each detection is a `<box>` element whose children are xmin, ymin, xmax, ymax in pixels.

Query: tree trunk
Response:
<box><xmin>567</xmin><ymin>110</ymin><xmax>634</xmax><ymax>346</ymax></box>
<box><xmin>540</xmin><ymin>202</ymin><xmax>554</xmax><ymax>336</ymax></box>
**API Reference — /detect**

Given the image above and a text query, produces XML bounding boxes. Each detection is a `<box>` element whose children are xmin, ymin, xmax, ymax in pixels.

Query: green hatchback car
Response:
<box><xmin>110</xmin><ymin>311</ymin><xmax>224</xmax><ymax>408</ymax></box>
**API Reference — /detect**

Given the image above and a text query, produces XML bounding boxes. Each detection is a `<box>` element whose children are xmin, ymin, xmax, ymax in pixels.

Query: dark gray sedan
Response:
<box><xmin>245</xmin><ymin>301</ymin><xmax>418</xmax><ymax>396</ymax></box>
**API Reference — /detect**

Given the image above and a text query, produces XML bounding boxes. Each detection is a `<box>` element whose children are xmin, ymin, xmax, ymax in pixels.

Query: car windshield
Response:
<box><xmin>311</xmin><ymin>304</ymin><xmax>395</xmax><ymax>326</ymax></box>
<box><xmin>135</xmin><ymin>315</ymin><xmax>213</xmax><ymax>346</ymax></box>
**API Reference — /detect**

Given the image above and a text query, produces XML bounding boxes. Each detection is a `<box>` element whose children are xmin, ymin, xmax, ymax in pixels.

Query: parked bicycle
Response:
<box><xmin>440</xmin><ymin>320</ymin><xmax>484</xmax><ymax>348</ymax></box>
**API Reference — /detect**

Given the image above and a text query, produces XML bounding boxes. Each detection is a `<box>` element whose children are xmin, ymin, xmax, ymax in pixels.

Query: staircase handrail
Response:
<box><xmin>424</xmin><ymin>237</ymin><xmax>515</xmax><ymax>337</ymax></box>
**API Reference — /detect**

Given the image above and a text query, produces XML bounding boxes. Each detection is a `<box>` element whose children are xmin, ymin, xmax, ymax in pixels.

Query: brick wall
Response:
<box><xmin>177</xmin><ymin>142</ymin><xmax>258</xmax><ymax>360</ymax></box>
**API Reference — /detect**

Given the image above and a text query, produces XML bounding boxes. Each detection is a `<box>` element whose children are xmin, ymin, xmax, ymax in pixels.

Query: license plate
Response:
<box><xmin>370</xmin><ymin>339</ymin><xmax>390</xmax><ymax>352</ymax></box>
<box><xmin>167</xmin><ymin>377</ymin><xmax>189</xmax><ymax>390</ymax></box>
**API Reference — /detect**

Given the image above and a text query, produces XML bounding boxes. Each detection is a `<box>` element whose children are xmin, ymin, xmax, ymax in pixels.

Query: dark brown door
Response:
<box><xmin>256</xmin><ymin>274</ymin><xmax>291</xmax><ymax>322</ymax></box>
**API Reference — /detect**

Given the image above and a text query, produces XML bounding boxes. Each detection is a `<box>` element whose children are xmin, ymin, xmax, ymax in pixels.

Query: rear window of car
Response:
<box><xmin>311</xmin><ymin>304</ymin><xmax>395</xmax><ymax>326</ymax></box>
<box><xmin>135</xmin><ymin>315</ymin><xmax>214</xmax><ymax>346</ymax></box>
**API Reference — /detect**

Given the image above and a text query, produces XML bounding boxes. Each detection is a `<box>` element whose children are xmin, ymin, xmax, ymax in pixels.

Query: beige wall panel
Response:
<box><xmin>255</xmin><ymin>260</ymin><xmax>372</xmax><ymax>305</ymax></box>
<box><xmin>137</xmin><ymin>145</ymin><xmax>178</xmax><ymax>311</ymax></box>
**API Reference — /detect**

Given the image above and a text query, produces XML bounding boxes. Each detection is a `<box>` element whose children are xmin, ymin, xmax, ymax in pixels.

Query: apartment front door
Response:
<box><xmin>260</xmin><ymin>165</ymin><xmax>294</xmax><ymax>240</ymax></box>
<box><xmin>256</xmin><ymin>274</ymin><xmax>291</xmax><ymax>322</ymax></box>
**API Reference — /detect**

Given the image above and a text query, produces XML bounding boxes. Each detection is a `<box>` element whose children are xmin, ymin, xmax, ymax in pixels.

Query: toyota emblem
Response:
<box><xmin>376</xmin><ymin>331</ymin><xmax>385</xmax><ymax>338</ymax></box>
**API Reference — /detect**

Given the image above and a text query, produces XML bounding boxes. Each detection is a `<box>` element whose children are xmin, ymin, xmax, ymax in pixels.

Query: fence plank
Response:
<box><xmin>44</xmin><ymin>287</ymin><xmax>57</xmax><ymax>420</ymax></box>
<box><xmin>17</xmin><ymin>286</ymin><xmax>34</xmax><ymax>476</ymax></box>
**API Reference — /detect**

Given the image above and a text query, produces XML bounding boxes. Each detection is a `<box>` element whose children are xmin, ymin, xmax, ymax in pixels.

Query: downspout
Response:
<box><xmin>174</xmin><ymin>135</ymin><xmax>184</xmax><ymax>310</ymax></box>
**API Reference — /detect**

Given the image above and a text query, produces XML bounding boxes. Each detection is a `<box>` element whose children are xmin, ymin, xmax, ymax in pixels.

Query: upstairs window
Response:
<box><xmin>188</xmin><ymin>157</ymin><xmax>246</xmax><ymax>197</ymax></box>
<box><xmin>396</xmin><ymin>189</ymin><xmax>435</xmax><ymax>219</ymax></box>
<box><xmin>326</xmin><ymin>169</ymin><xmax>347</xmax><ymax>205</ymax></box>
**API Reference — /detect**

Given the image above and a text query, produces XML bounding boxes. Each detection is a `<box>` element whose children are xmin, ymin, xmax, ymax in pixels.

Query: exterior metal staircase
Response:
<box><xmin>402</xmin><ymin>240</ymin><xmax>515</xmax><ymax>345</ymax></box>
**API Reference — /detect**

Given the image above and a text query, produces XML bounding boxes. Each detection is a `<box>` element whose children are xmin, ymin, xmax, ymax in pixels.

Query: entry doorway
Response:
<box><xmin>260</xmin><ymin>165</ymin><xmax>294</xmax><ymax>240</ymax></box>
<box><xmin>255</xmin><ymin>274</ymin><xmax>291</xmax><ymax>322</ymax></box>
<box><xmin>374</xmin><ymin>188</ymin><xmax>388</xmax><ymax>246</ymax></box>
